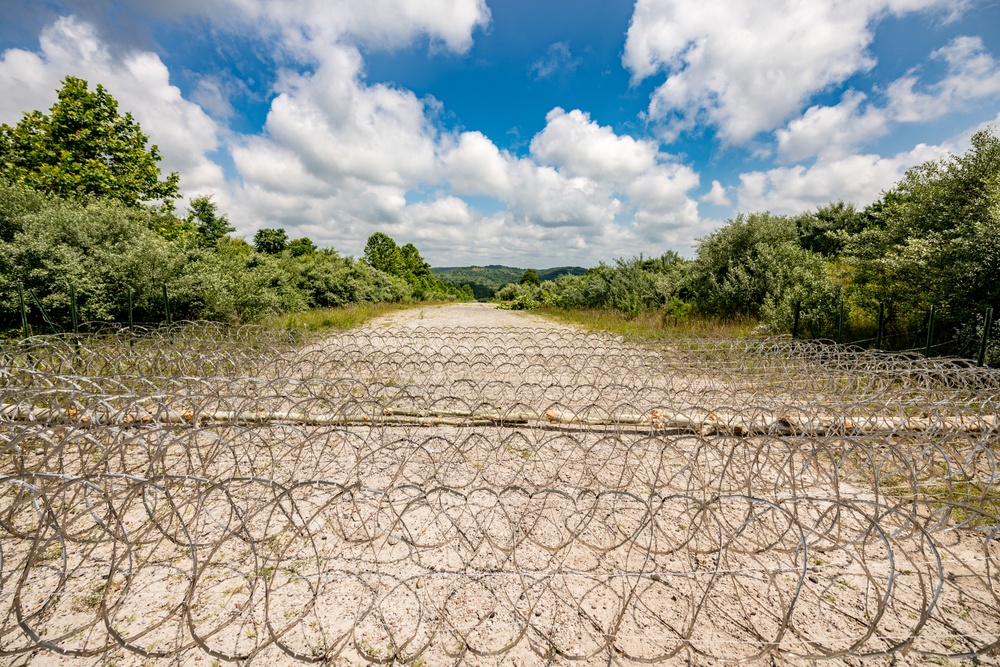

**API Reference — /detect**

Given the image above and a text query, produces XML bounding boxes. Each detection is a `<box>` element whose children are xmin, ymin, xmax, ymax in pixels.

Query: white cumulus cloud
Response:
<box><xmin>2</xmin><ymin>9</ymin><xmax>714</xmax><ymax>266</ymax></box>
<box><xmin>738</xmin><ymin>142</ymin><xmax>953</xmax><ymax>214</ymax></box>
<box><xmin>887</xmin><ymin>36</ymin><xmax>1000</xmax><ymax>123</ymax></box>
<box><xmin>623</xmin><ymin>0</ymin><xmax>960</xmax><ymax>144</ymax></box>
<box><xmin>530</xmin><ymin>108</ymin><xmax>658</xmax><ymax>182</ymax></box>
<box><xmin>776</xmin><ymin>36</ymin><xmax>1000</xmax><ymax>162</ymax></box>
<box><xmin>0</xmin><ymin>16</ymin><xmax>225</xmax><ymax>198</ymax></box>
<box><xmin>700</xmin><ymin>180</ymin><xmax>731</xmax><ymax>206</ymax></box>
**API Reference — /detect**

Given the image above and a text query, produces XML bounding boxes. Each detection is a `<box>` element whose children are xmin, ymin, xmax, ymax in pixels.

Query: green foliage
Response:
<box><xmin>848</xmin><ymin>129</ymin><xmax>1000</xmax><ymax>323</ymax></box>
<box><xmin>4</xmin><ymin>73</ymin><xmax>993</xmax><ymax>351</ymax></box>
<box><xmin>288</xmin><ymin>237</ymin><xmax>317</xmax><ymax>257</ymax></box>
<box><xmin>187</xmin><ymin>195</ymin><xmax>235</xmax><ymax>248</ymax></box>
<box><xmin>497</xmin><ymin>253</ymin><xmax>688</xmax><ymax>317</ymax></box>
<box><xmin>433</xmin><ymin>265</ymin><xmax>587</xmax><ymax>300</ymax></box>
<box><xmin>685</xmin><ymin>212</ymin><xmax>839</xmax><ymax>333</ymax></box>
<box><xmin>0</xmin><ymin>178</ymin><xmax>51</xmax><ymax>242</ymax></box>
<box><xmin>0</xmin><ymin>182</ymin><xmax>445</xmax><ymax>331</ymax></box>
<box><xmin>147</xmin><ymin>211</ymin><xmax>196</xmax><ymax>243</ymax></box>
<box><xmin>0</xmin><ymin>76</ymin><xmax>180</xmax><ymax>211</ymax></box>
<box><xmin>279</xmin><ymin>250</ymin><xmax>410</xmax><ymax>307</ymax></box>
<box><xmin>253</xmin><ymin>228</ymin><xmax>288</xmax><ymax>255</ymax></box>
<box><xmin>363</xmin><ymin>232</ymin><xmax>402</xmax><ymax>274</ymax></box>
<box><xmin>792</xmin><ymin>201</ymin><xmax>866</xmax><ymax>256</ymax></box>
<box><xmin>363</xmin><ymin>232</ymin><xmax>473</xmax><ymax>301</ymax></box>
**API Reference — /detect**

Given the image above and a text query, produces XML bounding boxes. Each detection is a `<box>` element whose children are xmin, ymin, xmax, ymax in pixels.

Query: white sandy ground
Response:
<box><xmin>2</xmin><ymin>304</ymin><xmax>998</xmax><ymax>667</ymax></box>
<box><xmin>367</xmin><ymin>303</ymin><xmax>561</xmax><ymax>330</ymax></box>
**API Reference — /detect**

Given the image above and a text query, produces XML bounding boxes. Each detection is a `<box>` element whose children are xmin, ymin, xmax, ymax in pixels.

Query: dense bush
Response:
<box><xmin>0</xmin><ymin>181</ymin><xmax>447</xmax><ymax>331</ymax></box>
<box><xmin>497</xmin><ymin>253</ymin><xmax>687</xmax><ymax>315</ymax></box>
<box><xmin>0</xmin><ymin>76</ymin><xmax>463</xmax><ymax>333</ymax></box>
<box><xmin>847</xmin><ymin>129</ymin><xmax>1000</xmax><ymax>325</ymax></box>
<box><xmin>684</xmin><ymin>212</ymin><xmax>841</xmax><ymax>334</ymax></box>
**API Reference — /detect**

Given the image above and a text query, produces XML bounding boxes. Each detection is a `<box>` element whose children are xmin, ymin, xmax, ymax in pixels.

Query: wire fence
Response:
<box><xmin>1</xmin><ymin>321</ymin><xmax>999</xmax><ymax>665</ymax></box>
<box><xmin>791</xmin><ymin>299</ymin><xmax>997</xmax><ymax>368</ymax></box>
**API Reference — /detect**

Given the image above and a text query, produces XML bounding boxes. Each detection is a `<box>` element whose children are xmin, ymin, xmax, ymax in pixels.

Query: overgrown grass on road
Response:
<box><xmin>535</xmin><ymin>307</ymin><xmax>759</xmax><ymax>340</ymax></box>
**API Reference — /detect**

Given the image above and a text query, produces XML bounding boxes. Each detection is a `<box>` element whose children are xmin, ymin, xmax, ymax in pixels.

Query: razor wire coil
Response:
<box><xmin>0</xmin><ymin>322</ymin><xmax>998</xmax><ymax>665</ymax></box>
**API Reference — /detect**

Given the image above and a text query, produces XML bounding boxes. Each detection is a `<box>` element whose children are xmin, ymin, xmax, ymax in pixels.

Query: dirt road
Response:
<box><xmin>2</xmin><ymin>303</ymin><xmax>998</xmax><ymax>666</ymax></box>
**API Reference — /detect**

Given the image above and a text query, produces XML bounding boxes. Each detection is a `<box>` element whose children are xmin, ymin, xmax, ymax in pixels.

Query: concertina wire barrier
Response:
<box><xmin>1</xmin><ymin>322</ymin><xmax>998</xmax><ymax>664</ymax></box>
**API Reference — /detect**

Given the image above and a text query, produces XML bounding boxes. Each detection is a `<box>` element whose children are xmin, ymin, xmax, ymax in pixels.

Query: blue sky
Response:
<box><xmin>1</xmin><ymin>0</ymin><xmax>999</xmax><ymax>267</ymax></box>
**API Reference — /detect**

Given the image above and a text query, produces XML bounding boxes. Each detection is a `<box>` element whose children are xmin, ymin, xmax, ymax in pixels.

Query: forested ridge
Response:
<box><xmin>432</xmin><ymin>265</ymin><xmax>587</xmax><ymax>300</ymax></box>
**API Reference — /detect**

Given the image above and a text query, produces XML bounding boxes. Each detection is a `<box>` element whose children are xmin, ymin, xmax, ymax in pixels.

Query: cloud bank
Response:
<box><xmin>0</xmin><ymin>0</ymin><xmax>997</xmax><ymax>266</ymax></box>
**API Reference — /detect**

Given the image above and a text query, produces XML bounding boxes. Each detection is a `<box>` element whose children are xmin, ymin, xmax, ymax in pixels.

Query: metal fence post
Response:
<box><xmin>17</xmin><ymin>281</ymin><xmax>29</xmax><ymax>338</ymax></box>
<box><xmin>127</xmin><ymin>287</ymin><xmax>134</xmax><ymax>347</ymax></box>
<box><xmin>162</xmin><ymin>284</ymin><xmax>171</xmax><ymax>326</ymax></box>
<box><xmin>875</xmin><ymin>302</ymin><xmax>885</xmax><ymax>350</ymax></box>
<box><xmin>792</xmin><ymin>301</ymin><xmax>801</xmax><ymax>339</ymax></box>
<box><xmin>837</xmin><ymin>299</ymin><xmax>845</xmax><ymax>344</ymax></box>
<box><xmin>69</xmin><ymin>282</ymin><xmax>79</xmax><ymax>335</ymax></box>
<box><xmin>978</xmin><ymin>306</ymin><xmax>994</xmax><ymax>367</ymax></box>
<box><xmin>924</xmin><ymin>305</ymin><xmax>935</xmax><ymax>358</ymax></box>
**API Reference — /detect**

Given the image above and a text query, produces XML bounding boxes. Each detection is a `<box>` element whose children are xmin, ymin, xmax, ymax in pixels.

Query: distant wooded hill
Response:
<box><xmin>431</xmin><ymin>265</ymin><xmax>588</xmax><ymax>300</ymax></box>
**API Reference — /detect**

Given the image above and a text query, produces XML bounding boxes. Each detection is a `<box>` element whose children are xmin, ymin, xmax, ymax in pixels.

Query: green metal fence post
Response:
<box><xmin>162</xmin><ymin>284</ymin><xmax>171</xmax><ymax>326</ymax></box>
<box><xmin>924</xmin><ymin>305</ymin><xmax>935</xmax><ymax>358</ymax></box>
<box><xmin>978</xmin><ymin>306</ymin><xmax>994</xmax><ymax>367</ymax></box>
<box><xmin>17</xmin><ymin>281</ymin><xmax>29</xmax><ymax>338</ymax></box>
<box><xmin>876</xmin><ymin>302</ymin><xmax>885</xmax><ymax>350</ymax></box>
<box><xmin>837</xmin><ymin>299</ymin><xmax>845</xmax><ymax>344</ymax></box>
<box><xmin>69</xmin><ymin>282</ymin><xmax>79</xmax><ymax>335</ymax></box>
<box><xmin>792</xmin><ymin>301</ymin><xmax>801</xmax><ymax>339</ymax></box>
<box><xmin>127</xmin><ymin>287</ymin><xmax>134</xmax><ymax>347</ymax></box>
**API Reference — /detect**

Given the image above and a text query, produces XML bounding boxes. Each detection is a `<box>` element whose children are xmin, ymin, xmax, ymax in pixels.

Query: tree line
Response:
<box><xmin>3</xmin><ymin>76</ymin><xmax>996</xmax><ymax>355</ymax></box>
<box><xmin>0</xmin><ymin>77</ymin><xmax>468</xmax><ymax>331</ymax></box>
<box><xmin>497</xmin><ymin>128</ymin><xmax>1000</xmax><ymax>360</ymax></box>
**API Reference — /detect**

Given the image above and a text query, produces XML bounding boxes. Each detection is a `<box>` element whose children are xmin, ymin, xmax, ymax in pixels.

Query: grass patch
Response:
<box><xmin>261</xmin><ymin>301</ymin><xmax>436</xmax><ymax>333</ymax></box>
<box><xmin>534</xmin><ymin>307</ymin><xmax>759</xmax><ymax>340</ymax></box>
<box><xmin>922</xmin><ymin>480</ymin><xmax>1000</xmax><ymax>527</ymax></box>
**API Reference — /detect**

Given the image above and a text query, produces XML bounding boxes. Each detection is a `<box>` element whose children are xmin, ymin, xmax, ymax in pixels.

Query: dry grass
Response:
<box><xmin>535</xmin><ymin>306</ymin><xmax>760</xmax><ymax>340</ymax></box>
<box><xmin>261</xmin><ymin>301</ymin><xmax>432</xmax><ymax>333</ymax></box>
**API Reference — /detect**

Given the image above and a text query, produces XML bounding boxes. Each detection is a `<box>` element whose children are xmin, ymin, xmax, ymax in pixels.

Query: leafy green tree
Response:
<box><xmin>400</xmin><ymin>243</ymin><xmax>431</xmax><ymax>279</ymax></box>
<box><xmin>686</xmin><ymin>212</ymin><xmax>838</xmax><ymax>330</ymax></box>
<box><xmin>0</xmin><ymin>76</ymin><xmax>180</xmax><ymax>211</ymax></box>
<box><xmin>288</xmin><ymin>237</ymin><xmax>318</xmax><ymax>257</ymax></box>
<box><xmin>519</xmin><ymin>268</ymin><xmax>540</xmax><ymax>285</ymax></box>
<box><xmin>793</xmin><ymin>201</ymin><xmax>866</xmax><ymax>256</ymax></box>
<box><xmin>848</xmin><ymin>128</ymin><xmax>1000</xmax><ymax>320</ymax></box>
<box><xmin>187</xmin><ymin>195</ymin><xmax>234</xmax><ymax>248</ymax></box>
<box><xmin>0</xmin><ymin>179</ymin><xmax>50</xmax><ymax>242</ymax></box>
<box><xmin>364</xmin><ymin>232</ymin><xmax>402</xmax><ymax>275</ymax></box>
<box><xmin>254</xmin><ymin>227</ymin><xmax>288</xmax><ymax>254</ymax></box>
<box><xmin>146</xmin><ymin>211</ymin><xmax>196</xmax><ymax>243</ymax></box>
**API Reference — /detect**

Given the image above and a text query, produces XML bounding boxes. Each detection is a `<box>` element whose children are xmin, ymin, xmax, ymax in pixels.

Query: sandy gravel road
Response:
<box><xmin>3</xmin><ymin>303</ymin><xmax>998</xmax><ymax>667</ymax></box>
<box><xmin>367</xmin><ymin>301</ymin><xmax>560</xmax><ymax>329</ymax></box>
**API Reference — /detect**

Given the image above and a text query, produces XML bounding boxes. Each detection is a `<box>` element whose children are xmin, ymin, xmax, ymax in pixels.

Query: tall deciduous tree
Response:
<box><xmin>519</xmin><ymin>268</ymin><xmax>540</xmax><ymax>285</ymax></box>
<box><xmin>288</xmin><ymin>237</ymin><xmax>318</xmax><ymax>257</ymax></box>
<box><xmin>848</xmin><ymin>128</ymin><xmax>1000</xmax><ymax>319</ymax></box>
<box><xmin>253</xmin><ymin>227</ymin><xmax>288</xmax><ymax>254</ymax></box>
<box><xmin>364</xmin><ymin>232</ymin><xmax>402</xmax><ymax>275</ymax></box>
<box><xmin>0</xmin><ymin>76</ymin><xmax>180</xmax><ymax>211</ymax></box>
<box><xmin>187</xmin><ymin>195</ymin><xmax>234</xmax><ymax>248</ymax></box>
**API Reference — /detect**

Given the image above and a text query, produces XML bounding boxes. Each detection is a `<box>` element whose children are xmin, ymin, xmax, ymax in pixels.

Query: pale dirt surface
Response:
<box><xmin>366</xmin><ymin>302</ymin><xmax>561</xmax><ymax>330</ymax></box>
<box><xmin>2</xmin><ymin>304</ymin><xmax>998</xmax><ymax>667</ymax></box>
